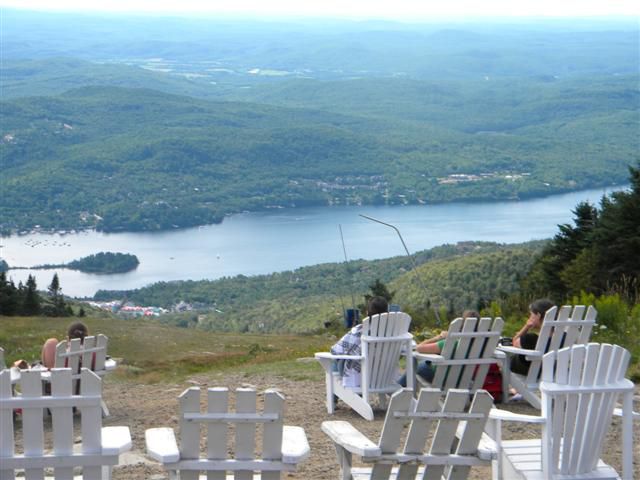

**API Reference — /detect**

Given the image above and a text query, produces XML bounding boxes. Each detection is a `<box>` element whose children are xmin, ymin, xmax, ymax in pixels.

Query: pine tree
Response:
<box><xmin>592</xmin><ymin>164</ymin><xmax>640</xmax><ymax>292</ymax></box>
<box><xmin>47</xmin><ymin>273</ymin><xmax>69</xmax><ymax>316</ymax></box>
<box><xmin>0</xmin><ymin>272</ymin><xmax>20</xmax><ymax>315</ymax></box>
<box><xmin>22</xmin><ymin>275</ymin><xmax>41</xmax><ymax>316</ymax></box>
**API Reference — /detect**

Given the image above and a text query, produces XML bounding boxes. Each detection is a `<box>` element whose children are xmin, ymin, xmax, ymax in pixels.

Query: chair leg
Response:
<box><xmin>325</xmin><ymin>372</ymin><xmax>336</xmax><ymax>414</ymax></box>
<box><xmin>101</xmin><ymin>399</ymin><xmax>110</xmax><ymax>417</ymax></box>
<box><xmin>334</xmin><ymin>444</ymin><xmax>353</xmax><ymax>480</ymax></box>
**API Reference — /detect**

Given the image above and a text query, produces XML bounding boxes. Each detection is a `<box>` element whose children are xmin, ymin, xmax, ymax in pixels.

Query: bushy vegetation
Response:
<box><xmin>66</xmin><ymin>252</ymin><xmax>139</xmax><ymax>274</ymax></box>
<box><xmin>523</xmin><ymin>165</ymin><xmax>640</xmax><ymax>303</ymax></box>
<box><xmin>0</xmin><ymin>272</ymin><xmax>72</xmax><ymax>317</ymax></box>
<box><xmin>93</xmin><ymin>241</ymin><xmax>543</xmax><ymax>333</ymax></box>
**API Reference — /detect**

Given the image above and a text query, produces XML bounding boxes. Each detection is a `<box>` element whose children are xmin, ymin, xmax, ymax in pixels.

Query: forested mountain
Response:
<box><xmin>2</xmin><ymin>77</ymin><xmax>636</xmax><ymax>233</ymax></box>
<box><xmin>94</xmin><ymin>241</ymin><xmax>544</xmax><ymax>332</ymax></box>
<box><xmin>1</xmin><ymin>11</ymin><xmax>638</xmax><ymax>234</ymax></box>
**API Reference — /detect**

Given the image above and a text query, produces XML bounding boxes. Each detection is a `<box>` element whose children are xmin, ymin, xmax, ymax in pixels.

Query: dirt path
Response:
<box><xmin>101</xmin><ymin>368</ymin><xmax>640</xmax><ymax>480</ymax></box>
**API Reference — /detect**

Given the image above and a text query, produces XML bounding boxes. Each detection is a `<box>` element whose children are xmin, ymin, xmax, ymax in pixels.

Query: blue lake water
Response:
<box><xmin>0</xmin><ymin>186</ymin><xmax>624</xmax><ymax>298</ymax></box>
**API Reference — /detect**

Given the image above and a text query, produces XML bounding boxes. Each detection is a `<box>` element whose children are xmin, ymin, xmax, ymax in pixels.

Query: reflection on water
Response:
<box><xmin>1</xmin><ymin>186</ymin><xmax>624</xmax><ymax>297</ymax></box>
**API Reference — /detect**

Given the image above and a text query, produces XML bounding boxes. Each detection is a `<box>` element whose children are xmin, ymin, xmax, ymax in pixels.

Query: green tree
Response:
<box><xmin>362</xmin><ymin>278</ymin><xmax>396</xmax><ymax>314</ymax></box>
<box><xmin>0</xmin><ymin>272</ymin><xmax>20</xmax><ymax>315</ymax></box>
<box><xmin>22</xmin><ymin>275</ymin><xmax>41</xmax><ymax>315</ymax></box>
<box><xmin>592</xmin><ymin>165</ymin><xmax>640</xmax><ymax>293</ymax></box>
<box><xmin>45</xmin><ymin>273</ymin><xmax>69</xmax><ymax>316</ymax></box>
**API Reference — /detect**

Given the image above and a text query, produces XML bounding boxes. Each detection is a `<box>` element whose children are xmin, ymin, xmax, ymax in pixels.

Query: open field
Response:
<box><xmin>2</xmin><ymin>316</ymin><xmax>639</xmax><ymax>478</ymax></box>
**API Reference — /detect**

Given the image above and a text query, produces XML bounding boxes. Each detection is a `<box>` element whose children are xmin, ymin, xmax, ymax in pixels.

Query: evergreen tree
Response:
<box><xmin>0</xmin><ymin>272</ymin><xmax>19</xmax><ymax>315</ymax></box>
<box><xmin>592</xmin><ymin>165</ymin><xmax>640</xmax><ymax>292</ymax></box>
<box><xmin>46</xmin><ymin>273</ymin><xmax>69</xmax><ymax>316</ymax></box>
<box><xmin>523</xmin><ymin>164</ymin><xmax>640</xmax><ymax>301</ymax></box>
<box><xmin>22</xmin><ymin>275</ymin><xmax>41</xmax><ymax>315</ymax></box>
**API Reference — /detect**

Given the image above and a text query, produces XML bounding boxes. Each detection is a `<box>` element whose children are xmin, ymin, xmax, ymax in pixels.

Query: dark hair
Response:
<box><xmin>67</xmin><ymin>322</ymin><xmax>89</xmax><ymax>341</ymax></box>
<box><xmin>367</xmin><ymin>296</ymin><xmax>389</xmax><ymax>316</ymax></box>
<box><xmin>462</xmin><ymin>309</ymin><xmax>480</xmax><ymax>319</ymax></box>
<box><xmin>529</xmin><ymin>298</ymin><xmax>554</xmax><ymax>317</ymax></box>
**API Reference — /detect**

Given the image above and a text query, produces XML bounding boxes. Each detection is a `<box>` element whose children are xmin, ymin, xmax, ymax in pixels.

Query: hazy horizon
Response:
<box><xmin>1</xmin><ymin>0</ymin><xmax>638</xmax><ymax>21</ymax></box>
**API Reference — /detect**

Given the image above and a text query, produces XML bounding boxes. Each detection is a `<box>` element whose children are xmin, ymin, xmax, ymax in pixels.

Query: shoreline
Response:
<box><xmin>0</xmin><ymin>183</ymin><xmax>625</xmax><ymax>239</ymax></box>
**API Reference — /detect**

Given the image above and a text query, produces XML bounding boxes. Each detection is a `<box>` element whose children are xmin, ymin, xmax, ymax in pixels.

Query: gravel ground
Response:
<box><xmin>97</xmin><ymin>369</ymin><xmax>640</xmax><ymax>480</ymax></box>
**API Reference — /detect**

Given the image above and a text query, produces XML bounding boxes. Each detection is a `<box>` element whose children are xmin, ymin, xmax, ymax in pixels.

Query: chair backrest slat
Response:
<box><xmin>529</xmin><ymin>306</ymin><xmax>596</xmax><ymax>384</ymax></box>
<box><xmin>179</xmin><ymin>388</ymin><xmax>201</xmax><ymax>461</ymax></box>
<box><xmin>542</xmin><ymin>343</ymin><xmax>631</xmax><ymax>477</ymax></box>
<box><xmin>236</xmin><ymin>388</ymin><xmax>257</xmax><ymax>479</ymax></box>
<box><xmin>431</xmin><ymin>317</ymin><xmax>504</xmax><ymax>393</ymax></box>
<box><xmin>424</xmin><ymin>389</ymin><xmax>470</xmax><ymax>480</ymax></box>
<box><xmin>206</xmin><ymin>388</ymin><xmax>228</xmax><ymax>480</ymax></box>
<box><xmin>450</xmin><ymin>389</ymin><xmax>495</xmax><ymax>479</ymax></box>
<box><xmin>0</xmin><ymin>346</ymin><xmax>5</xmax><ymax>369</ymax></box>
<box><xmin>176</xmin><ymin>387</ymin><xmax>287</xmax><ymax>478</ymax></box>
<box><xmin>0</xmin><ymin>370</ymin><xmax>16</xmax><ymax>473</ymax></box>
<box><xmin>444</xmin><ymin>317</ymin><xmax>478</xmax><ymax>390</ymax></box>
<box><xmin>262</xmin><ymin>390</ymin><xmax>285</xmax><ymax>480</ymax></box>
<box><xmin>1</xmin><ymin>368</ymin><xmax>115</xmax><ymax>479</ymax></box>
<box><xmin>362</xmin><ymin>312</ymin><xmax>412</xmax><ymax>392</ymax></box>
<box><xmin>51</xmin><ymin>369</ymin><xmax>75</xmax><ymax>480</ymax></box>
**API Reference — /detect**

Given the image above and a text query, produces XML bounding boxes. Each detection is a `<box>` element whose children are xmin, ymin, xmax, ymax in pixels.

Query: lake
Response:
<box><xmin>1</xmin><ymin>186</ymin><xmax>623</xmax><ymax>298</ymax></box>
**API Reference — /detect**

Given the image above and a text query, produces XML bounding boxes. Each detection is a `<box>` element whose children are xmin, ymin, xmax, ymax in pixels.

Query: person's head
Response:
<box><xmin>367</xmin><ymin>296</ymin><xmax>389</xmax><ymax>317</ymax></box>
<box><xmin>67</xmin><ymin>322</ymin><xmax>89</xmax><ymax>342</ymax></box>
<box><xmin>528</xmin><ymin>298</ymin><xmax>555</xmax><ymax>328</ymax></box>
<box><xmin>462</xmin><ymin>309</ymin><xmax>480</xmax><ymax>320</ymax></box>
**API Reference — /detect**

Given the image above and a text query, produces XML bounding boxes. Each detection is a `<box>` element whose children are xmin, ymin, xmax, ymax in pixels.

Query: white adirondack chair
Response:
<box><xmin>414</xmin><ymin>316</ymin><xmax>504</xmax><ymax>399</ymax></box>
<box><xmin>488</xmin><ymin>343</ymin><xmax>635</xmax><ymax>480</ymax></box>
<box><xmin>0</xmin><ymin>346</ymin><xmax>5</xmax><ymax>369</ymax></box>
<box><xmin>145</xmin><ymin>387</ymin><xmax>310</xmax><ymax>479</ymax></box>
<box><xmin>53</xmin><ymin>334</ymin><xmax>117</xmax><ymax>416</ymax></box>
<box><xmin>497</xmin><ymin>305</ymin><xmax>596</xmax><ymax>409</ymax></box>
<box><xmin>322</xmin><ymin>387</ymin><xmax>497</xmax><ymax>480</ymax></box>
<box><xmin>315</xmin><ymin>312</ymin><xmax>414</xmax><ymax>421</ymax></box>
<box><xmin>0</xmin><ymin>367</ymin><xmax>132</xmax><ymax>480</ymax></box>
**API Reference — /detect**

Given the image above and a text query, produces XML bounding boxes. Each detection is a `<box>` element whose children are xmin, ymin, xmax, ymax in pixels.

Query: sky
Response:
<box><xmin>1</xmin><ymin>0</ymin><xmax>639</xmax><ymax>20</ymax></box>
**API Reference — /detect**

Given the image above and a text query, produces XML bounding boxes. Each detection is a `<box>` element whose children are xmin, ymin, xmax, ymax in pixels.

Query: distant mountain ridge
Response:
<box><xmin>1</xmin><ymin>77</ymin><xmax>636</xmax><ymax>233</ymax></box>
<box><xmin>1</xmin><ymin>13</ymin><xmax>637</xmax><ymax>234</ymax></box>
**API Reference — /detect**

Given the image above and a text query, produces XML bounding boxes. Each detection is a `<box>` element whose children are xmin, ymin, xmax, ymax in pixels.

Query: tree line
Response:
<box><xmin>522</xmin><ymin>164</ymin><xmax>640</xmax><ymax>303</ymax></box>
<box><xmin>0</xmin><ymin>272</ymin><xmax>77</xmax><ymax>317</ymax></box>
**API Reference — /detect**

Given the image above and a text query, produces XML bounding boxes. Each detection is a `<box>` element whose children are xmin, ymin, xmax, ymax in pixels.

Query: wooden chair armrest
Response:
<box><xmin>492</xmin><ymin>350</ymin><xmax>506</xmax><ymax>360</ymax></box>
<box><xmin>412</xmin><ymin>353</ymin><xmax>445</xmax><ymax>363</ymax></box>
<box><xmin>613</xmin><ymin>407</ymin><xmax>640</xmax><ymax>420</ymax></box>
<box><xmin>101</xmin><ymin>426</ymin><xmax>132</xmax><ymax>455</ymax></box>
<box><xmin>489</xmin><ymin>408</ymin><xmax>545</xmax><ymax>424</ymax></box>
<box><xmin>282</xmin><ymin>425</ymin><xmax>310</xmax><ymax>464</ymax></box>
<box><xmin>145</xmin><ymin>427</ymin><xmax>180</xmax><ymax>463</ymax></box>
<box><xmin>454</xmin><ymin>423</ymin><xmax>498</xmax><ymax>461</ymax></box>
<box><xmin>496</xmin><ymin>345</ymin><xmax>542</xmax><ymax>359</ymax></box>
<box><xmin>321</xmin><ymin>421</ymin><xmax>381</xmax><ymax>458</ymax></box>
<box><xmin>477</xmin><ymin>432</ymin><xmax>499</xmax><ymax>461</ymax></box>
<box><xmin>315</xmin><ymin>352</ymin><xmax>364</xmax><ymax>361</ymax></box>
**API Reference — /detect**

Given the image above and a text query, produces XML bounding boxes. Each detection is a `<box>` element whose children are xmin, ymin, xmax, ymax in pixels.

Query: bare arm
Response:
<box><xmin>513</xmin><ymin>319</ymin><xmax>537</xmax><ymax>348</ymax></box>
<box><xmin>416</xmin><ymin>331</ymin><xmax>446</xmax><ymax>354</ymax></box>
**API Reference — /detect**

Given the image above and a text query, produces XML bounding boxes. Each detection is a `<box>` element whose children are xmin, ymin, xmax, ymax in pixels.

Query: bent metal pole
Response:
<box><xmin>358</xmin><ymin>214</ymin><xmax>441</xmax><ymax>325</ymax></box>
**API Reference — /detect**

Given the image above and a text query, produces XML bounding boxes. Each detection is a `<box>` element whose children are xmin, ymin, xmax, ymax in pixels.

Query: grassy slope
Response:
<box><xmin>1</xmin><ymin>315</ymin><xmax>331</xmax><ymax>383</ymax></box>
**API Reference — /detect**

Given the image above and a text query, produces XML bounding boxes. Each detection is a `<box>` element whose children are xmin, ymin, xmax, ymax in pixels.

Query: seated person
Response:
<box><xmin>398</xmin><ymin>310</ymin><xmax>479</xmax><ymax>387</ymax></box>
<box><xmin>330</xmin><ymin>296</ymin><xmax>388</xmax><ymax>388</ymax></box>
<box><xmin>509</xmin><ymin>298</ymin><xmax>555</xmax><ymax>375</ymax></box>
<box><xmin>41</xmin><ymin>321</ymin><xmax>93</xmax><ymax>369</ymax></box>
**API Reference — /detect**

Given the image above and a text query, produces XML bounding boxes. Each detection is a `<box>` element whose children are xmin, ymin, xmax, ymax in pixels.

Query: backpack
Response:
<box><xmin>481</xmin><ymin>363</ymin><xmax>503</xmax><ymax>403</ymax></box>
